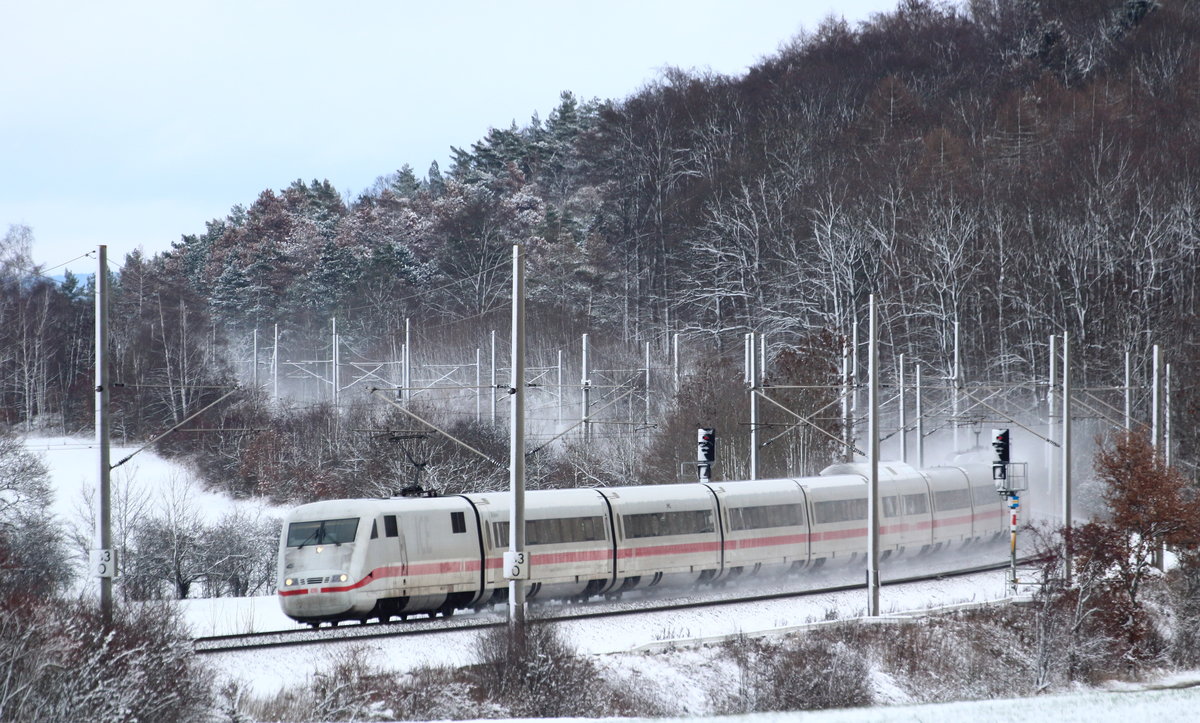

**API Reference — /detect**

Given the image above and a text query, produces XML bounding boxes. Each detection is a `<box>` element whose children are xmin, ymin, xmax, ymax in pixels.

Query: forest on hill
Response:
<box><xmin>1</xmin><ymin>0</ymin><xmax>1197</xmax><ymax>502</ymax></box>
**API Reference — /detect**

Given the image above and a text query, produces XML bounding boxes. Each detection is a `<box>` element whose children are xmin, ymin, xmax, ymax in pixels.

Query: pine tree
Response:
<box><xmin>427</xmin><ymin>160</ymin><xmax>446</xmax><ymax>197</ymax></box>
<box><xmin>390</xmin><ymin>164</ymin><xmax>422</xmax><ymax>197</ymax></box>
<box><xmin>209</xmin><ymin>259</ymin><xmax>250</xmax><ymax>327</ymax></box>
<box><xmin>304</xmin><ymin>241</ymin><xmax>361</xmax><ymax>317</ymax></box>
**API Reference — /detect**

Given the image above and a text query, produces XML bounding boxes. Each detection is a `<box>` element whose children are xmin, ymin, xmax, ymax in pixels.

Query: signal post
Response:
<box><xmin>991</xmin><ymin>428</ymin><xmax>1027</xmax><ymax>594</ymax></box>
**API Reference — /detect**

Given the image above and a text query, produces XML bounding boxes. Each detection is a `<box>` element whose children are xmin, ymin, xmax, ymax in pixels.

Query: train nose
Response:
<box><xmin>281</xmin><ymin>589</ymin><xmax>353</xmax><ymax>619</ymax></box>
<box><xmin>278</xmin><ymin>570</ymin><xmax>355</xmax><ymax>617</ymax></box>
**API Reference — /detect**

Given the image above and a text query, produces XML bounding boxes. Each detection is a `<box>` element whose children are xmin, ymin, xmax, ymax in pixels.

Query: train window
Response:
<box><xmin>903</xmin><ymin>493</ymin><xmax>929</xmax><ymax>515</ymax></box>
<box><xmin>286</xmin><ymin>518</ymin><xmax>359</xmax><ymax>547</ymax></box>
<box><xmin>813</xmin><ymin>498</ymin><xmax>868</xmax><ymax>524</ymax></box>
<box><xmin>934</xmin><ymin>488</ymin><xmax>971</xmax><ymax>511</ymax></box>
<box><xmin>384</xmin><ymin>515</ymin><xmax>398</xmax><ymax>537</ymax></box>
<box><xmin>493</xmin><ymin>517</ymin><xmax>606</xmax><ymax>546</ymax></box>
<box><xmin>623</xmin><ymin>509</ymin><xmax>714</xmax><ymax>538</ymax></box>
<box><xmin>882</xmin><ymin>496</ymin><xmax>899</xmax><ymax>518</ymax></box>
<box><xmin>527</xmin><ymin>518</ymin><xmax>553</xmax><ymax>545</ymax></box>
<box><xmin>371</xmin><ymin>520</ymin><xmax>378</xmax><ymax>539</ymax></box>
<box><xmin>972</xmin><ymin>485</ymin><xmax>996</xmax><ymax>506</ymax></box>
<box><xmin>451</xmin><ymin>511</ymin><xmax>466</xmax><ymax>534</ymax></box>
<box><xmin>728</xmin><ymin>503</ymin><xmax>806</xmax><ymax>531</ymax></box>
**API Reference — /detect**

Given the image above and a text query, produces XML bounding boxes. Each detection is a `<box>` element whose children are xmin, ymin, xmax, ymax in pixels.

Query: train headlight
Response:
<box><xmin>315</xmin><ymin>546</ymin><xmax>324</xmax><ymax>554</ymax></box>
<box><xmin>339</xmin><ymin>573</ymin><xmax>348</xmax><ymax>582</ymax></box>
<box><xmin>284</xmin><ymin>578</ymin><xmax>294</xmax><ymax>587</ymax></box>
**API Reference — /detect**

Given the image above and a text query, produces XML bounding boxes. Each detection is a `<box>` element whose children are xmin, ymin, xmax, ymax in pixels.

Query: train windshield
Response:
<box><xmin>287</xmin><ymin>518</ymin><xmax>359</xmax><ymax>547</ymax></box>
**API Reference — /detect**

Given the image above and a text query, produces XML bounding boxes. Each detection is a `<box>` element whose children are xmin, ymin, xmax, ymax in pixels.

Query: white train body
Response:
<box><xmin>277</xmin><ymin>462</ymin><xmax>1005</xmax><ymax>624</ymax></box>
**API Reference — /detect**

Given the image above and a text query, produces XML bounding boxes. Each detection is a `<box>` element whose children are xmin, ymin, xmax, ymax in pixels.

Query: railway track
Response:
<box><xmin>194</xmin><ymin>556</ymin><xmax>1025</xmax><ymax>655</ymax></box>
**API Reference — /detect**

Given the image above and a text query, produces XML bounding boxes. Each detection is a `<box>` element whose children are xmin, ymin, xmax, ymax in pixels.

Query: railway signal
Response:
<box><xmin>697</xmin><ymin>428</ymin><xmax>715</xmax><ymax>482</ymax></box>
<box><xmin>991</xmin><ymin>428</ymin><xmax>1010</xmax><ymax>481</ymax></box>
<box><xmin>992</xmin><ymin>428</ymin><xmax>1027</xmax><ymax>594</ymax></box>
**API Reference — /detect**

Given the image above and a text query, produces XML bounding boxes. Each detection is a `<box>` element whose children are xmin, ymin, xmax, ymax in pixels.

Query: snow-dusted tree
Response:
<box><xmin>70</xmin><ymin>464</ymin><xmax>152</xmax><ymax>601</ymax></box>
<box><xmin>1025</xmin><ymin>522</ymin><xmax>1120</xmax><ymax>689</ymax></box>
<box><xmin>202</xmin><ymin>508</ymin><xmax>280</xmax><ymax>597</ymax></box>
<box><xmin>0</xmin><ymin>224</ymin><xmax>36</xmax><ymax>275</ymax></box>
<box><xmin>208</xmin><ymin>257</ymin><xmax>251</xmax><ymax>326</ymax></box>
<box><xmin>426</xmin><ymin>160</ymin><xmax>446</xmax><ymax>197</ymax></box>
<box><xmin>1093</xmin><ymin>430</ymin><xmax>1200</xmax><ymax>620</ymax></box>
<box><xmin>1025</xmin><ymin>431</ymin><xmax>1200</xmax><ymax>685</ymax></box>
<box><xmin>0</xmin><ymin>432</ymin><xmax>69</xmax><ymax>598</ymax></box>
<box><xmin>126</xmin><ymin>474</ymin><xmax>208</xmax><ymax>599</ymax></box>
<box><xmin>1166</xmin><ymin>548</ymin><xmax>1200</xmax><ymax>668</ymax></box>
<box><xmin>389</xmin><ymin>164</ymin><xmax>423</xmax><ymax>197</ymax></box>
<box><xmin>294</xmin><ymin>239</ymin><xmax>362</xmax><ymax>320</ymax></box>
<box><xmin>807</xmin><ymin>191</ymin><xmax>871</xmax><ymax>338</ymax></box>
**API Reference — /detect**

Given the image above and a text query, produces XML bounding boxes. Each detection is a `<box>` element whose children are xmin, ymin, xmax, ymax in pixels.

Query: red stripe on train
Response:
<box><xmin>726</xmin><ymin>533</ymin><xmax>810</xmax><ymax>549</ymax></box>
<box><xmin>317</xmin><ymin>559</ymin><xmax>476</xmax><ymax>593</ymax></box>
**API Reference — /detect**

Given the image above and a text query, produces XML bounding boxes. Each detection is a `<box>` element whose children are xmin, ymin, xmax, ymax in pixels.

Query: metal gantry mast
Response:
<box><xmin>1062</xmin><ymin>331</ymin><xmax>1073</xmax><ymax>582</ymax></box>
<box><xmin>747</xmin><ymin>332</ymin><xmax>759</xmax><ymax>481</ymax></box>
<box><xmin>94</xmin><ymin>245</ymin><xmax>114</xmax><ymax>624</ymax></box>
<box><xmin>867</xmin><ymin>295</ymin><xmax>881</xmax><ymax>616</ymax></box>
<box><xmin>507</xmin><ymin>244</ymin><xmax>529</xmax><ymax>628</ymax></box>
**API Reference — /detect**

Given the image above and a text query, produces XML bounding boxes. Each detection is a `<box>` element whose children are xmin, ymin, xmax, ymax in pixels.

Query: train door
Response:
<box><xmin>382</xmin><ymin>513</ymin><xmax>408</xmax><ymax>583</ymax></box>
<box><xmin>914</xmin><ymin>474</ymin><xmax>935</xmax><ymax>551</ymax></box>
<box><xmin>795</xmin><ymin>482</ymin><xmax>813</xmax><ymax>568</ymax></box>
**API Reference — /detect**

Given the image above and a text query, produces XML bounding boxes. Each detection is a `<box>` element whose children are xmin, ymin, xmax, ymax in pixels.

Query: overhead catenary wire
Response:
<box><xmin>2</xmin><ymin>249</ymin><xmax>97</xmax><ymax>281</ymax></box>
<box><xmin>111</xmin><ymin>386</ymin><xmax>243</xmax><ymax>470</ymax></box>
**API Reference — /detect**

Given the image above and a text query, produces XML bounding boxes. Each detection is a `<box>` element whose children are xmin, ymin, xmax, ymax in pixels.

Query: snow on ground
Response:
<box><xmin>628</xmin><ymin>684</ymin><xmax>1200</xmax><ymax>722</ymax></box>
<box><xmin>180</xmin><ymin>594</ymin><xmax>296</xmax><ymax>637</ymax></box>
<box><xmin>195</xmin><ymin>572</ymin><xmax>1200</xmax><ymax>720</ymax></box>
<box><xmin>28</xmin><ymin>435</ymin><xmax>281</xmax><ymax>530</ymax></box>
<box><xmin>198</xmin><ymin>566</ymin><xmax>1018</xmax><ymax>698</ymax></box>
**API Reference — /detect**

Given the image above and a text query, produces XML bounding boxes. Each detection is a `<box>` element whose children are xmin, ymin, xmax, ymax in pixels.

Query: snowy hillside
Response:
<box><xmin>26</xmin><ymin>435</ymin><xmax>284</xmax><ymax>599</ymax></box>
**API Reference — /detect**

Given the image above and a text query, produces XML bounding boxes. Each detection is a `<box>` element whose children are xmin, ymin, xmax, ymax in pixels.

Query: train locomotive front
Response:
<box><xmin>277</xmin><ymin>500</ymin><xmax>370</xmax><ymax>623</ymax></box>
<box><xmin>277</xmin><ymin>496</ymin><xmax>486</xmax><ymax>625</ymax></box>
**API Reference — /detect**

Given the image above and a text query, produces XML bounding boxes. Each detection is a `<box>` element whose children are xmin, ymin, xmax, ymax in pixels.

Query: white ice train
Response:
<box><xmin>277</xmin><ymin>461</ymin><xmax>1004</xmax><ymax>625</ymax></box>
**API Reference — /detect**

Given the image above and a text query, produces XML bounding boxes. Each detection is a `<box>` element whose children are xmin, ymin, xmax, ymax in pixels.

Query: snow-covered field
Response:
<box><xmin>190</xmin><ymin>577</ymin><xmax>1200</xmax><ymax>721</ymax></box>
<box><xmin>25</xmin><ymin>435</ymin><xmax>1200</xmax><ymax>721</ymax></box>
<box><xmin>652</xmin><ymin>682</ymin><xmax>1200</xmax><ymax>722</ymax></box>
<box><xmin>30</xmin><ymin>435</ymin><xmax>282</xmax><ymax>533</ymax></box>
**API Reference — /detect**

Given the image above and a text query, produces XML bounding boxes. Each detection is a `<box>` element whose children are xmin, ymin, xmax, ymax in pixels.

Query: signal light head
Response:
<box><xmin>991</xmin><ymin>428</ymin><xmax>1010</xmax><ymax>464</ymax></box>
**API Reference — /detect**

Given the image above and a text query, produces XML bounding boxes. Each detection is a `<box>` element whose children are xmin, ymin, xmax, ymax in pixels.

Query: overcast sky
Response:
<box><xmin>2</xmin><ymin>0</ymin><xmax>900</xmax><ymax>274</ymax></box>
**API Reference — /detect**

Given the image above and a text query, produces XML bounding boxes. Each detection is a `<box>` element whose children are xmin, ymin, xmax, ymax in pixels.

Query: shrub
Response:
<box><xmin>725</xmin><ymin>629</ymin><xmax>871</xmax><ymax>713</ymax></box>
<box><xmin>474</xmin><ymin>619</ymin><xmax>615</xmax><ymax>717</ymax></box>
<box><xmin>0</xmin><ymin>598</ymin><xmax>213</xmax><ymax>722</ymax></box>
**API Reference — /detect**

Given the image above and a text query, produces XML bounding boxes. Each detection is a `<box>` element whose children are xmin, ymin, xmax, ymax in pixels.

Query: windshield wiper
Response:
<box><xmin>297</xmin><ymin>522</ymin><xmax>325</xmax><ymax>549</ymax></box>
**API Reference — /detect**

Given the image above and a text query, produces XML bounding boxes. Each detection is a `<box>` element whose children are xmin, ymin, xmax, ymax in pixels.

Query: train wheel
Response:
<box><xmin>309</xmin><ymin>622</ymin><xmax>320</xmax><ymax>630</ymax></box>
